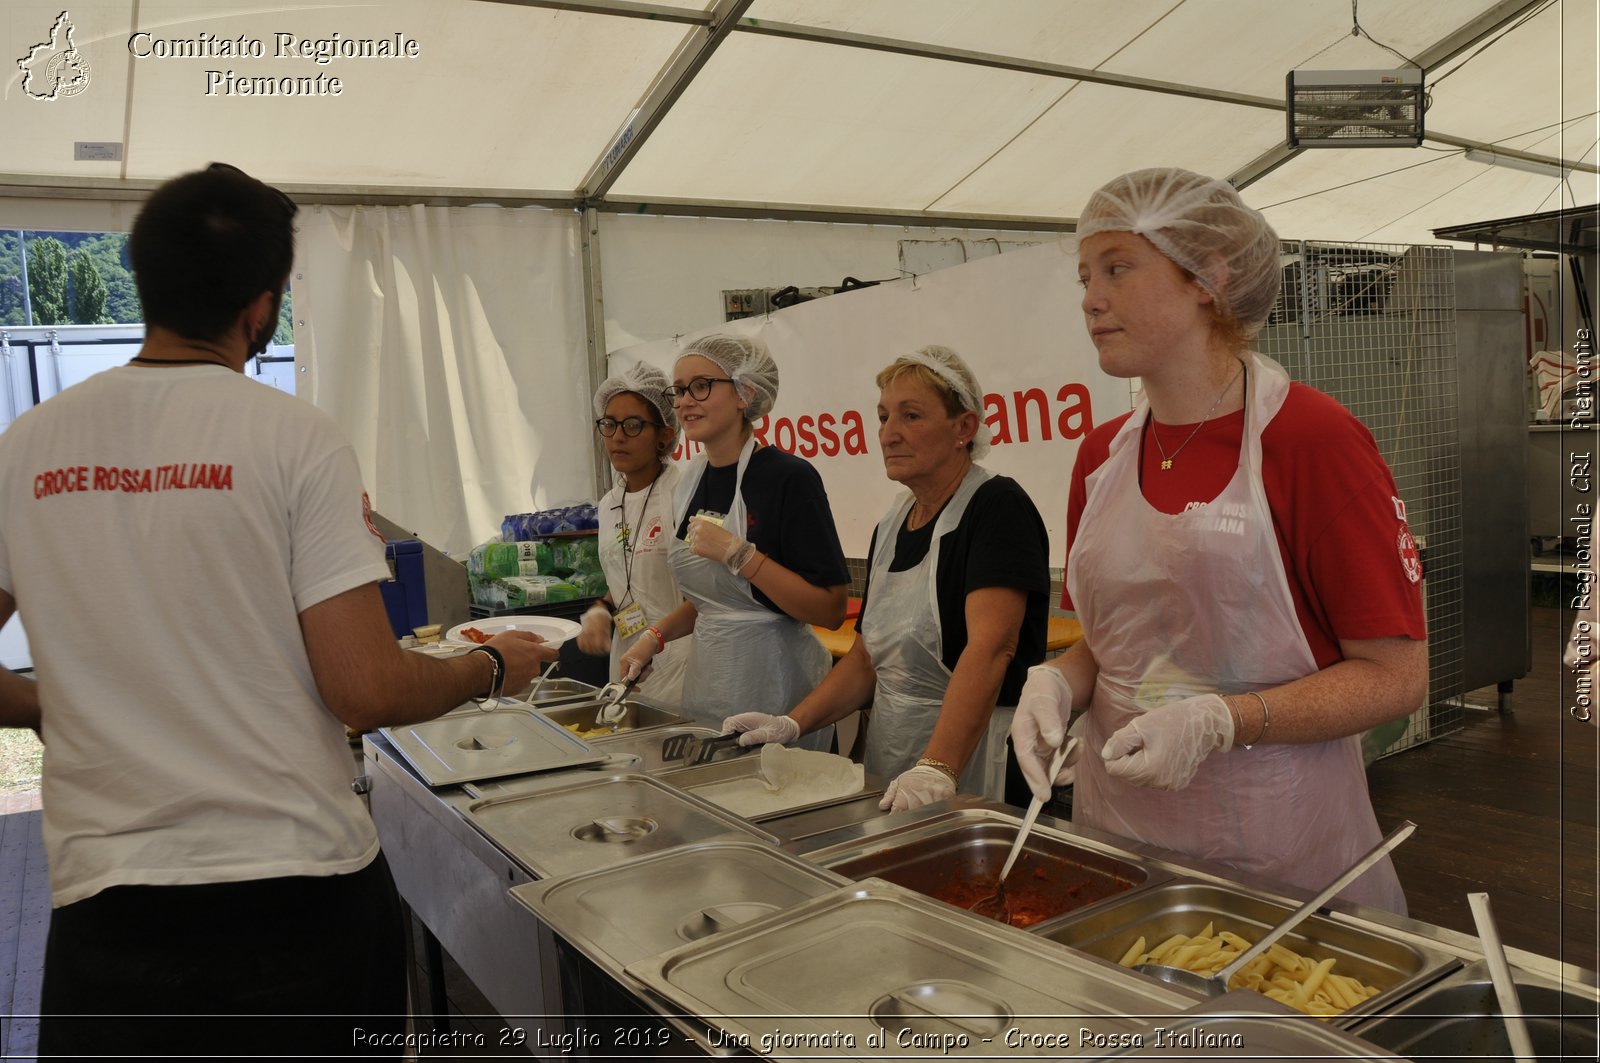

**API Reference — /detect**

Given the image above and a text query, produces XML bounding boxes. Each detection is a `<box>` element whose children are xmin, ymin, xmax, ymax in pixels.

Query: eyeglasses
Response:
<box><xmin>207</xmin><ymin>161</ymin><xmax>298</xmax><ymax>219</ymax></box>
<box><xmin>663</xmin><ymin>376</ymin><xmax>736</xmax><ymax>403</ymax></box>
<box><xmin>595</xmin><ymin>416</ymin><xmax>663</xmax><ymax>438</ymax></box>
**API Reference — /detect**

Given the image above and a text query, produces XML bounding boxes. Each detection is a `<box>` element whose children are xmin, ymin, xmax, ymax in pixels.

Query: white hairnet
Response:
<box><xmin>1076</xmin><ymin>168</ymin><xmax>1282</xmax><ymax>332</ymax></box>
<box><xmin>594</xmin><ymin>362</ymin><xmax>677</xmax><ymax>429</ymax></box>
<box><xmin>678</xmin><ymin>334</ymin><xmax>779</xmax><ymax>420</ymax></box>
<box><xmin>890</xmin><ymin>345</ymin><xmax>992</xmax><ymax>460</ymax></box>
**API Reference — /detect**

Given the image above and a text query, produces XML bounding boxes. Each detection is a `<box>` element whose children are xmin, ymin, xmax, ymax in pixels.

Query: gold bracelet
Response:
<box><xmin>916</xmin><ymin>757</ymin><xmax>959</xmax><ymax>784</ymax></box>
<box><xmin>1242</xmin><ymin>690</ymin><xmax>1270</xmax><ymax>750</ymax></box>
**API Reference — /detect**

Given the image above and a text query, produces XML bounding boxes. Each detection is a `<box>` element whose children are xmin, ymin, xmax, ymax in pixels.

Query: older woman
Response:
<box><xmin>577</xmin><ymin>363</ymin><xmax>692</xmax><ymax>704</ymax></box>
<box><xmin>1013</xmin><ymin>168</ymin><xmax>1426</xmax><ymax>913</ymax></box>
<box><xmin>620</xmin><ymin>335</ymin><xmax>847</xmax><ymax>748</ymax></box>
<box><xmin>724</xmin><ymin>346</ymin><xmax>1050</xmax><ymax>811</ymax></box>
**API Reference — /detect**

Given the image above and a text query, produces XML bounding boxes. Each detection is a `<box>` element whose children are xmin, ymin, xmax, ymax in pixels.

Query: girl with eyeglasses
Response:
<box><xmin>578</xmin><ymin>364</ymin><xmax>693</xmax><ymax>704</ymax></box>
<box><xmin>620</xmin><ymin>335</ymin><xmax>849</xmax><ymax>749</ymax></box>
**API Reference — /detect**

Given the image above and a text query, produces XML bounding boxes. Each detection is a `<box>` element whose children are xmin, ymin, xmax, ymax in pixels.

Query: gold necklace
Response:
<box><xmin>1149</xmin><ymin>364</ymin><xmax>1243</xmax><ymax>471</ymax></box>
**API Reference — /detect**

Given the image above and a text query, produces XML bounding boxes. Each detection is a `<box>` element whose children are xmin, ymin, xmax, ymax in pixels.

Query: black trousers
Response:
<box><xmin>39</xmin><ymin>851</ymin><xmax>406</xmax><ymax>1060</ymax></box>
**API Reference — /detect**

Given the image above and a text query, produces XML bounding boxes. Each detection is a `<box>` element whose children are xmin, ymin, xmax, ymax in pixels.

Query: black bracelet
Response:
<box><xmin>468</xmin><ymin>645</ymin><xmax>505</xmax><ymax>702</ymax></box>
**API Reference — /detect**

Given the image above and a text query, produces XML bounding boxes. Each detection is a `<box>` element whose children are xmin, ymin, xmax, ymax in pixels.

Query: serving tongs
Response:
<box><xmin>660</xmin><ymin>730</ymin><xmax>753</xmax><ymax>765</ymax></box>
<box><xmin>970</xmin><ymin>737</ymin><xmax>1079</xmax><ymax>923</ymax></box>
<box><xmin>594</xmin><ymin>673</ymin><xmax>640</xmax><ymax>730</ymax></box>
<box><xmin>1134</xmin><ymin>819</ymin><xmax>1416</xmax><ymax>996</ymax></box>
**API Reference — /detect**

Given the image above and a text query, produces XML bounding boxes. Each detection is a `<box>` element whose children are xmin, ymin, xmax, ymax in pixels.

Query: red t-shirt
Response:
<box><xmin>1063</xmin><ymin>382</ymin><xmax>1426</xmax><ymax>669</ymax></box>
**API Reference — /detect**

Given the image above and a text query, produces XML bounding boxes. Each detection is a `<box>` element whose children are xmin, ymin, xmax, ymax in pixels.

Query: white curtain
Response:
<box><xmin>294</xmin><ymin>204</ymin><xmax>591</xmax><ymax>557</ymax></box>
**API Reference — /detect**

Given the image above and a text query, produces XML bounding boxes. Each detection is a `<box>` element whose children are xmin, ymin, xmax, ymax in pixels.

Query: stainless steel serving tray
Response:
<box><xmin>508</xmin><ymin>840</ymin><xmax>847</xmax><ymax>978</ymax></box>
<box><xmin>657</xmin><ymin>752</ymin><xmax>881</xmax><ymax>822</ymax></box>
<box><xmin>1351</xmin><ymin>958</ymin><xmax>1599</xmax><ymax>1059</ymax></box>
<box><xmin>1102</xmin><ymin>991</ymin><xmax>1397</xmax><ymax>1059</ymax></box>
<box><xmin>458</xmin><ymin>771</ymin><xmax>779</xmax><ymax>879</ymax></box>
<box><xmin>803</xmin><ymin>806</ymin><xmax>1162</xmax><ymax>933</ymax></box>
<box><xmin>380</xmin><ymin>705</ymin><xmax>607</xmax><ymax>788</ymax></box>
<box><xmin>588</xmin><ymin>724</ymin><xmax>720</xmax><ymax>773</ymax></box>
<box><xmin>1042</xmin><ymin>880</ymin><xmax>1461</xmax><ymax>1028</ymax></box>
<box><xmin>536</xmin><ymin>698</ymin><xmax>684</xmax><ymax>737</ymax></box>
<box><xmin>515</xmin><ymin>677</ymin><xmax>601</xmax><ymax>709</ymax></box>
<box><xmin>625</xmin><ymin>877</ymin><xmax>1197</xmax><ymax>1060</ymax></box>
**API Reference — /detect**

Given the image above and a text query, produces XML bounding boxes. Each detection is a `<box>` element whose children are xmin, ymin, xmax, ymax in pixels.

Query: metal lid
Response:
<box><xmin>460</xmin><ymin>772</ymin><xmax>778</xmax><ymax>879</ymax></box>
<box><xmin>625</xmin><ymin>878</ymin><xmax>1196</xmax><ymax>1060</ymax></box>
<box><xmin>509</xmin><ymin>841</ymin><xmax>846</xmax><ymax>977</ymax></box>
<box><xmin>380</xmin><ymin>705</ymin><xmax>607</xmax><ymax>787</ymax></box>
<box><xmin>658</xmin><ymin>752</ymin><xmax>877</xmax><ymax>821</ymax></box>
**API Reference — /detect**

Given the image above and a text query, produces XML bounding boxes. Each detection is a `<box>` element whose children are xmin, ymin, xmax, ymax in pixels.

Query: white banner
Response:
<box><xmin>607</xmin><ymin>239</ymin><xmax>1130</xmax><ymax>563</ymax></box>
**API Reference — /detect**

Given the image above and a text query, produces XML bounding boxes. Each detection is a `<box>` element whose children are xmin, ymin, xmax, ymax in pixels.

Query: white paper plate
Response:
<box><xmin>445</xmin><ymin>615</ymin><xmax>582</xmax><ymax>648</ymax></box>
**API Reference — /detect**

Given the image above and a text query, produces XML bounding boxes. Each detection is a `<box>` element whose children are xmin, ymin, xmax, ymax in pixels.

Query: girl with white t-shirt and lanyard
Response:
<box><xmin>577</xmin><ymin>364</ymin><xmax>692</xmax><ymax>705</ymax></box>
<box><xmin>1012</xmin><ymin>169</ymin><xmax>1427</xmax><ymax>914</ymax></box>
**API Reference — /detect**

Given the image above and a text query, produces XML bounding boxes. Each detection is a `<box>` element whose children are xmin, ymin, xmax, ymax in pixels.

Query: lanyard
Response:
<box><xmin>614</xmin><ymin>472</ymin><xmax>658</xmax><ymax>609</ymax></box>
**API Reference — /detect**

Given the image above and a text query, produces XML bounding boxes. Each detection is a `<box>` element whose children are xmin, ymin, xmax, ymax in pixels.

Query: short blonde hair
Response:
<box><xmin>875</xmin><ymin>360</ymin><xmax>965</xmax><ymax>419</ymax></box>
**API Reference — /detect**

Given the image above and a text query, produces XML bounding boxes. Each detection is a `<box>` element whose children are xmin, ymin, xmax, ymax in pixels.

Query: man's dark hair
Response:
<box><xmin>128</xmin><ymin>164</ymin><xmax>296</xmax><ymax>342</ymax></box>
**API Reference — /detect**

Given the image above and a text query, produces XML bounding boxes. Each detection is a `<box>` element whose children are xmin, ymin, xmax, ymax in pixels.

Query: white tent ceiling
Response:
<box><xmin>1</xmin><ymin>0</ymin><xmax>1595</xmax><ymax>245</ymax></box>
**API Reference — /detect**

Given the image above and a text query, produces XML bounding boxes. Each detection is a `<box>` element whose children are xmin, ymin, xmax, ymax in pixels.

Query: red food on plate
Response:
<box><xmin>459</xmin><ymin>627</ymin><xmax>492</xmax><ymax>644</ymax></box>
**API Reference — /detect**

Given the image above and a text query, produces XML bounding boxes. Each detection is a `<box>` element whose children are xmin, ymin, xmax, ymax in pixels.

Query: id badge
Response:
<box><xmin>614</xmin><ymin>602</ymin><xmax>648</xmax><ymax>639</ymax></box>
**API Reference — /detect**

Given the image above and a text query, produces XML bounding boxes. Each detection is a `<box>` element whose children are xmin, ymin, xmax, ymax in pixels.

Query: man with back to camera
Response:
<box><xmin>0</xmin><ymin>164</ymin><xmax>553</xmax><ymax>1056</ymax></box>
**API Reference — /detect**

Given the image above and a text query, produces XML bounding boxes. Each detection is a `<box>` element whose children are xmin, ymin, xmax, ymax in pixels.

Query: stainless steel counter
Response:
<box><xmin>362</xmin><ymin>736</ymin><xmax>1598</xmax><ymax>1060</ymax></box>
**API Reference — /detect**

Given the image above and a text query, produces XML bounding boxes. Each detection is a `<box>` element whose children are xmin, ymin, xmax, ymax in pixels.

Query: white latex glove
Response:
<box><xmin>721</xmin><ymin>711</ymin><xmax>801</xmax><ymax>747</ymax></box>
<box><xmin>577</xmin><ymin>602</ymin><xmax>613</xmax><ymax>655</ymax></box>
<box><xmin>878</xmin><ymin>765</ymin><xmax>956</xmax><ymax>812</ymax></box>
<box><xmin>617</xmin><ymin>634</ymin><xmax>658</xmax><ymax>685</ymax></box>
<box><xmin>1101</xmin><ymin>693</ymin><xmax>1235</xmax><ymax>791</ymax></box>
<box><xmin>1011</xmin><ymin>665</ymin><xmax>1076</xmax><ymax>802</ymax></box>
<box><xmin>687</xmin><ymin>515</ymin><xmax>758</xmax><ymax>575</ymax></box>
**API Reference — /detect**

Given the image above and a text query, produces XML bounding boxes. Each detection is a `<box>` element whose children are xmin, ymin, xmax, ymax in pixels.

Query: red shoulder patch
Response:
<box><xmin>1397</xmin><ymin>524</ymin><xmax>1421</xmax><ymax>584</ymax></box>
<box><xmin>362</xmin><ymin>492</ymin><xmax>385</xmax><ymax>542</ymax></box>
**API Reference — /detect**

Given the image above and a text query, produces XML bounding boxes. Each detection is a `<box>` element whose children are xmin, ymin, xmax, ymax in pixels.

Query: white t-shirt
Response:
<box><xmin>0</xmin><ymin>364</ymin><xmax>392</xmax><ymax>906</ymax></box>
<box><xmin>597</xmin><ymin>463</ymin><xmax>691</xmax><ymax>705</ymax></box>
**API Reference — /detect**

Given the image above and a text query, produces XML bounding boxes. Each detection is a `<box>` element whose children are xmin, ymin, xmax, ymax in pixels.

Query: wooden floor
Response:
<box><xmin>0</xmin><ymin>607</ymin><xmax>1596</xmax><ymax>1060</ymax></box>
<box><xmin>1367</xmin><ymin>604</ymin><xmax>1599</xmax><ymax>971</ymax></box>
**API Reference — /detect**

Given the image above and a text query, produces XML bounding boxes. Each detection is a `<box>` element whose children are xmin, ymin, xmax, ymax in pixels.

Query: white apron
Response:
<box><xmin>669</xmin><ymin>438</ymin><xmax>833</xmax><ymax>750</ymax></box>
<box><xmin>1067</xmin><ymin>352</ymin><xmax>1406</xmax><ymax>914</ymax></box>
<box><xmin>860</xmin><ymin>465</ymin><xmax>1011</xmax><ymax>800</ymax></box>
<box><xmin>596</xmin><ymin>464</ymin><xmax>690</xmax><ymax>706</ymax></box>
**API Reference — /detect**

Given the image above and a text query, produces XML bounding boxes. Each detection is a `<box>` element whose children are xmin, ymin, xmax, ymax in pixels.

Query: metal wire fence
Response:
<box><xmin>1258</xmin><ymin>241</ymin><xmax>1463</xmax><ymax>755</ymax></box>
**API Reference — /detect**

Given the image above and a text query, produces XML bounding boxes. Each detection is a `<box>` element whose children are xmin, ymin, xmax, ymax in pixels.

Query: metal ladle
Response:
<box><xmin>1135</xmin><ymin>819</ymin><xmax>1416</xmax><ymax>996</ymax></box>
<box><xmin>969</xmin><ymin>737</ymin><xmax>1079</xmax><ymax>922</ymax></box>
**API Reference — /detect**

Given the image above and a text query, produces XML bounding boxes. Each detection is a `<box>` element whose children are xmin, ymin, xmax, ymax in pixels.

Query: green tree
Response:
<box><xmin>76</xmin><ymin>233</ymin><xmax>139</xmax><ymax>323</ymax></box>
<box><xmin>0</xmin><ymin>232</ymin><xmax>24</xmax><ymax>326</ymax></box>
<box><xmin>25</xmin><ymin>236</ymin><xmax>68</xmax><ymax>325</ymax></box>
<box><xmin>273</xmin><ymin>290</ymin><xmax>294</xmax><ymax>345</ymax></box>
<box><xmin>68</xmin><ymin>249</ymin><xmax>108</xmax><ymax>324</ymax></box>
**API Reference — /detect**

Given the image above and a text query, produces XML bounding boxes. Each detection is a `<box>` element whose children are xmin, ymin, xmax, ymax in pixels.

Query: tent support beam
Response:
<box><xmin>0</xmin><ymin>173</ymin><xmax>580</xmax><ymax>209</ymax></box>
<box><xmin>577</xmin><ymin>0</ymin><xmax>754</xmax><ymax>199</ymax></box>
<box><xmin>580</xmin><ymin>205</ymin><xmax>612</xmax><ymax>497</ymax></box>
<box><xmin>593</xmin><ymin>196</ymin><xmax>1077</xmax><ymax>232</ymax></box>
<box><xmin>471</xmin><ymin>0</ymin><xmax>708</xmax><ymax>24</ymax></box>
<box><xmin>733</xmin><ymin>21</ymin><xmax>1281</xmax><ymax>111</ymax></box>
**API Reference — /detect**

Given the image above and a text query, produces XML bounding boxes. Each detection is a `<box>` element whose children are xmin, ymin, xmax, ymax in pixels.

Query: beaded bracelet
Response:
<box><xmin>916</xmin><ymin>756</ymin><xmax>959</xmax><ymax>784</ymax></box>
<box><xmin>468</xmin><ymin>645</ymin><xmax>505</xmax><ymax>703</ymax></box>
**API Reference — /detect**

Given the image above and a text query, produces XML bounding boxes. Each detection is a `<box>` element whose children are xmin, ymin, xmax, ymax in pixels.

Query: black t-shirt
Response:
<box><xmin>676</xmin><ymin>445</ymin><xmax>850</xmax><ymax>615</ymax></box>
<box><xmin>859</xmin><ymin>475</ymin><xmax>1050</xmax><ymax>705</ymax></box>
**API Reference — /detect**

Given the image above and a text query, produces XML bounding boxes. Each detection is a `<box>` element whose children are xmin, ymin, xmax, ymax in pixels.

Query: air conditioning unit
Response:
<box><xmin>1287</xmin><ymin>68</ymin><xmax>1424</xmax><ymax>148</ymax></box>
